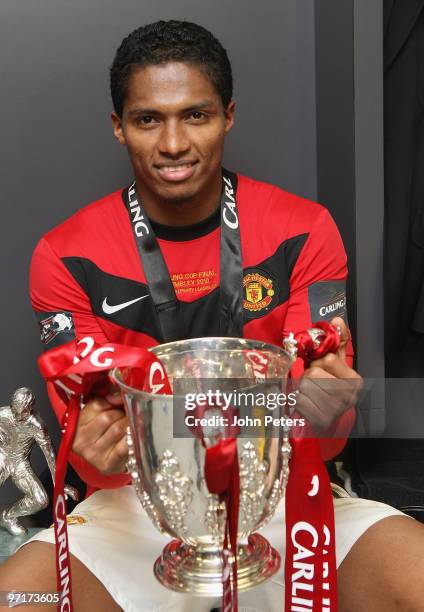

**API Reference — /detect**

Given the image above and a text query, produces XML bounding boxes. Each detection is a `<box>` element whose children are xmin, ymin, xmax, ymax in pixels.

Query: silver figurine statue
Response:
<box><xmin>0</xmin><ymin>387</ymin><xmax>78</xmax><ymax>536</ymax></box>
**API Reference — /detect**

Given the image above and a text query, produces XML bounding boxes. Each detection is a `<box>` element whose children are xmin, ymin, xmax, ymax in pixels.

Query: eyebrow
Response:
<box><xmin>127</xmin><ymin>100</ymin><xmax>217</xmax><ymax>116</ymax></box>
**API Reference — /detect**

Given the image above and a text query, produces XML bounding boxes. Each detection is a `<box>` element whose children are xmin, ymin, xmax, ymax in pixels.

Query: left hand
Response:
<box><xmin>295</xmin><ymin>317</ymin><xmax>363</xmax><ymax>434</ymax></box>
<box><xmin>64</xmin><ymin>484</ymin><xmax>80</xmax><ymax>502</ymax></box>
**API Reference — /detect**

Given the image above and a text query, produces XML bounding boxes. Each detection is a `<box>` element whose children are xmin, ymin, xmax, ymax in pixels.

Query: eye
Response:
<box><xmin>136</xmin><ymin>115</ymin><xmax>158</xmax><ymax>126</ymax></box>
<box><xmin>188</xmin><ymin>111</ymin><xmax>207</xmax><ymax>121</ymax></box>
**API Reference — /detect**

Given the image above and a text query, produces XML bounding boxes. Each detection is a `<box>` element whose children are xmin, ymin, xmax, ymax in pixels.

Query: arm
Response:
<box><xmin>32</xmin><ymin>414</ymin><xmax>79</xmax><ymax>501</ymax></box>
<box><xmin>32</xmin><ymin>415</ymin><xmax>57</xmax><ymax>482</ymax></box>
<box><xmin>283</xmin><ymin>207</ymin><xmax>360</xmax><ymax>459</ymax></box>
<box><xmin>30</xmin><ymin>237</ymin><xmax>131</xmax><ymax>491</ymax></box>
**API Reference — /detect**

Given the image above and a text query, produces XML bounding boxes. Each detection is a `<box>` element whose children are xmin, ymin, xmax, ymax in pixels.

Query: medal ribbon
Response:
<box><xmin>123</xmin><ymin>168</ymin><xmax>244</xmax><ymax>608</ymax></box>
<box><xmin>284</xmin><ymin>322</ymin><xmax>340</xmax><ymax>612</ymax></box>
<box><xmin>39</xmin><ymin>339</ymin><xmax>171</xmax><ymax>612</ymax></box>
<box><xmin>123</xmin><ymin>168</ymin><xmax>243</xmax><ymax>341</ymax></box>
<box><xmin>204</xmin><ymin>439</ymin><xmax>240</xmax><ymax>612</ymax></box>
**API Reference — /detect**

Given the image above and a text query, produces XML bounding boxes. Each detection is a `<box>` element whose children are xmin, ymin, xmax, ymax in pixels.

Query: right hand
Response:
<box><xmin>71</xmin><ymin>388</ymin><xmax>129</xmax><ymax>475</ymax></box>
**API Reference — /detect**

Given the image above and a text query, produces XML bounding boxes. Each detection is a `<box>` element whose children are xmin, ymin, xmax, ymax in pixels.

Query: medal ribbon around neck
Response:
<box><xmin>122</xmin><ymin>169</ymin><xmax>244</xmax><ymax>609</ymax></box>
<box><xmin>122</xmin><ymin>168</ymin><xmax>244</xmax><ymax>341</ymax></box>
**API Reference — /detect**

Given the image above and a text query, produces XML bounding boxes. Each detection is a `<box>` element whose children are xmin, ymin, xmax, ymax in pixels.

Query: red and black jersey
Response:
<box><xmin>30</xmin><ymin>172</ymin><xmax>354</xmax><ymax>488</ymax></box>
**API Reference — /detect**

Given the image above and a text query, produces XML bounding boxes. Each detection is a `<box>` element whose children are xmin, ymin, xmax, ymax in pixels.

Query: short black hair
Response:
<box><xmin>110</xmin><ymin>20</ymin><xmax>233</xmax><ymax>117</ymax></box>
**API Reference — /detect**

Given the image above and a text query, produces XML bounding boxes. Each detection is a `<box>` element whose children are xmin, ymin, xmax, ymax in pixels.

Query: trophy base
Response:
<box><xmin>154</xmin><ymin>533</ymin><xmax>280</xmax><ymax>596</ymax></box>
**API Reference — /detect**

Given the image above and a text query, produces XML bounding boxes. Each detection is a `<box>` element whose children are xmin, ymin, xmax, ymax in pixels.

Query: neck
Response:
<box><xmin>135</xmin><ymin>171</ymin><xmax>222</xmax><ymax>226</ymax></box>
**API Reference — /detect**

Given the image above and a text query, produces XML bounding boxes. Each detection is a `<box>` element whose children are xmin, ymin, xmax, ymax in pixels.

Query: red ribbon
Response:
<box><xmin>294</xmin><ymin>321</ymin><xmax>340</xmax><ymax>366</ymax></box>
<box><xmin>201</xmin><ymin>348</ymin><xmax>271</xmax><ymax>612</ymax></box>
<box><xmin>52</xmin><ymin>395</ymin><xmax>79</xmax><ymax>612</ymax></box>
<box><xmin>285</xmin><ymin>438</ymin><xmax>338</xmax><ymax>611</ymax></box>
<box><xmin>39</xmin><ymin>338</ymin><xmax>171</xmax><ymax>612</ymax></box>
<box><xmin>40</xmin><ymin>324</ymin><xmax>340</xmax><ymax>612</ymax></box>
<box><xmin>205</xmin><ymin>439</ymin><xmax>240</xmax><ymax>612</ymax></box>
<box><xmin>284</xmin><ymin>323</ymin><xmax>340</xmax><ymax>612</ymax></box>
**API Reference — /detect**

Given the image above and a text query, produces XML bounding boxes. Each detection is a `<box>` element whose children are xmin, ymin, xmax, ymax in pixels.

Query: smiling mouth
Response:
<box><xmin>155</xmin><ymin>161</ymin><xmax>198</xmax><ymax>182</ymax></box>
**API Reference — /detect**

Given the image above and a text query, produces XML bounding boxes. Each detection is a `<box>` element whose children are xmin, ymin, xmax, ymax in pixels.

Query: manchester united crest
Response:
<box><xmin>243</xmin><ymin>272</ymin><xmax>275</xmax><ymax>312</ymax></box>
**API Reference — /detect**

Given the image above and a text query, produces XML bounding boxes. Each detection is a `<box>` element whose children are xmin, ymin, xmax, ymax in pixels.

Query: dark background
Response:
<box><xmin>0</xmin><ymin>0</ymin><xmax>384</xmax><ymax>503</ymax></box>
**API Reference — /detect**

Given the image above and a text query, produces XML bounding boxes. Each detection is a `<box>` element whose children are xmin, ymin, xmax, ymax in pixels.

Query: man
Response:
<box><xmin>1</xmin><ymin>19</ymin><xmax>424</xmax><ymax>612</ymax></box>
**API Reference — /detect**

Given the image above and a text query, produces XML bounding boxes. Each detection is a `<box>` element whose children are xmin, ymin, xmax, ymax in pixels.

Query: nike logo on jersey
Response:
<box><xmin>102</xmin><ymin>295</ymin><xmax>148</xmax><ymax>314</ymax></box>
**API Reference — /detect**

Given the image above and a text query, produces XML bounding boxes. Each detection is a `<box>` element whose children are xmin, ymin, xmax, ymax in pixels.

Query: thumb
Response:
<box><xmin>330</xmin><ymin>316</ymin><xmax>351</xmax><ymax>362</ymax></box>
<box><xmin>105</xmin><ymin>384</ymin><xmax>124</xmax><ymax>406</ymax></box>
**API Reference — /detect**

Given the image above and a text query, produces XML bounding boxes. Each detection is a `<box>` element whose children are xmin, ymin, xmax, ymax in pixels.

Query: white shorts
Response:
<box><xmin>22</xmin><ymin>485</ymin><xmax>404</xmax><ymax>612</ymax></box>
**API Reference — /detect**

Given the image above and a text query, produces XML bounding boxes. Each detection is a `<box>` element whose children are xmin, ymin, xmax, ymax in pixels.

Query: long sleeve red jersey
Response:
<box><xmin>30</xmin><ymin>173</ymin><xmax>354</xmax><ymax>491</ymax></box>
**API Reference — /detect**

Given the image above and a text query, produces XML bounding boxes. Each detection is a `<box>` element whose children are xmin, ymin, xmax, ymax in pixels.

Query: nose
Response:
<box><xmin>158</xmin><ymin>119</ymin><xmax>190</xmax><ymax>157</ymax></box>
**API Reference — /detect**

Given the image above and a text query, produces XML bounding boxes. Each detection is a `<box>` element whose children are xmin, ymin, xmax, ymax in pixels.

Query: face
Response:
<box><xmin>12</xmin><ymin>394</ymin><xmax>34</xmax><ymax>420</ymax></box>
<box><xmin>112</xmin><ymin>62</ymin><xmax>235</xmax><ymax>204</ymax></box>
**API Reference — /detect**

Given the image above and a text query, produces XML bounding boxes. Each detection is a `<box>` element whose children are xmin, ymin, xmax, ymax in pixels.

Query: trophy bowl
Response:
<box><xmin>111</xmin><ymin>337</ymin><xmax>294</xmax><ymax>596</ymax></box>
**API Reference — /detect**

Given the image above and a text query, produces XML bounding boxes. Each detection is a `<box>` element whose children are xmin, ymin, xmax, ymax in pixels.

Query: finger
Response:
<box><xmin>330</xmin><ymin>316</ymin><xmax>351</xmax><ymax>361</ymax></box>
<box><xmin>76</xmin><ymin>415</ymin><xmax>128</xmax><ymax>472</ymax></box>
<box><xmin>301</xmin><ymin>368</ymin><xmax>358</xmax><ymax>410</ymax></box>
<box><xmin>303</xmin><ymin>366</ymin><xmax>340</xmax><ymax>393</ymax></box>
<box><xmin>91</xmin><ymin>415</ymin><xmax>129</xmax><ymax>456</ymax></box>
<box><xmin>78</xmin><ymin>397</ymin><xmax>113</xmax><ymax>425</ymax></box>
<box><xmin>308</xmin><ymin>352</ymin><xmax>358</xmax><ymax>379</ymax></box>
<box><xmin>299</xmin><ymin>376</ymin><xmax>344</xmax><ymax>422</ymax></box>
<box><xmin>104</xmin><ymin>433</ymin><xmax>129</xmax><ymax>474</ymax></box>
<box><xmin>73</xmin><ymin>408</ymin><xmax>126</xmax><ymax>451</ymax></box>
<box><xmin>105</xmin><ymin>387</ymin><xmax>124</xmax><ymax>406</ymax></box>
<box><xmin>295</xmin><ymin>389</ymin><xmax>336</xmax><ymax>433</ymax></box>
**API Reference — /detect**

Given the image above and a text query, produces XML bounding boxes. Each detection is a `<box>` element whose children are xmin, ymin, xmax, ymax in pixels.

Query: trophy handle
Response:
<box><xmin>278</xmin><ymin>324</ymin><xmax>340</xmax><ymax>508</ymax></box>
<box><xmin>282</xmin><ymin>332</ymin><xmax>299</xmax><ymax>360</ymax></box>
<box><xmin>283</xmin><ymin>323</ymin><xmax>341</xmax><ymax>363</ymax></box>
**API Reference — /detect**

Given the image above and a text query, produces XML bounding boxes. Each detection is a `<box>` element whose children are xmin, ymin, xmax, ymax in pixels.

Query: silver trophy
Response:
<box><xmin>0</xmin><ymin>387</ymin><xmax>79</xmax><ymax>536</ymax></box>
<box><xmin>112</xmin><ymin>337</ymin><xmax>295</xmax><ymax>596</ymax></box>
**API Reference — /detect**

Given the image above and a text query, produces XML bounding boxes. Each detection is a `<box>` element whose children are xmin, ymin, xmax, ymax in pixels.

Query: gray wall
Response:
<box><xmin>315</xmin><ymin>0</ymin><xmax>385</xmax><ymax>436</ymax></box>
<box><xmin>353</xmin><ymin>0</ymin><xmax>384</xmax><ymax>379</ymax></box>
<box><xmin>0</xmin><ymin>0</ymin><xmax>318</xmax><ymax>503</ymax></box>
<box><xmin>315</xmin><ymin>0</ymin><xmax>384</xmax><ymax>383</ymax></box>
<box><xmin>315</xmin><ymin>0</ymin><xmax>356</xmax><ymax>342</ymax></box>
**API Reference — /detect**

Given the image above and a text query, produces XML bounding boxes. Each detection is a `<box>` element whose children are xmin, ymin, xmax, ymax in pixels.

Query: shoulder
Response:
<box><xmin>29</xmin><ymin>415</ymin><xmax>45</xmax><ymax>434</ymax></box>
<box><xmin>38</xmin><ymin>188</ymin><xmax>126</xmax><ymax>258</ymax></box>
<box><xmin>0</xmin><ymin>407</ymin><xmax>13</xmax><ymax>422</ymax></box>
<box><xmin>237</xmin><ymin>173</ymin><xmax>330</xmax><ymax>229</ymax></box>
<box><xmin>236</xmin><ymin>172</ymin><xmax>338</xmax><ymax>256</ymax></box>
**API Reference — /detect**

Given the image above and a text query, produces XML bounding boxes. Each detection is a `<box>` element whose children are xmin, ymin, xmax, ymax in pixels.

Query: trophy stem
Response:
<box><xmin>154</xmin><ymin>533</ymin><xmax>280</xmax><ymax>596</ymax></box>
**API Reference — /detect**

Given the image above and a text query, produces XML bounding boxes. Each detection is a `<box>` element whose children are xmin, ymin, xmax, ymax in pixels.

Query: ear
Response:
<box><xmin>111</xmin><ymin>111</ymin><xmax>126</xmax><ymax>146</ymax></box>
<box><xmin>224</xmin><ymin>100</ymin><xmax>235</xmax><ymax>133</ymax></box>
